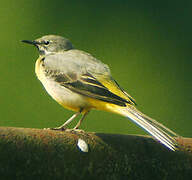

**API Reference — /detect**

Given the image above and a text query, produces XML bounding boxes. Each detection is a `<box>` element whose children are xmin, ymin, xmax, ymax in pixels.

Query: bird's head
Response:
<box><xmin>22</xmin><ymin>35</ymin><xmax>74</xmax><ymax>55</ymax></box>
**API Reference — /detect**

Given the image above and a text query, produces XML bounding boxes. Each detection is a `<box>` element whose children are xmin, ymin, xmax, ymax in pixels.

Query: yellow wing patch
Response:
<box><xmin>98</xmin><ymin>76</ymin><xmax>136</xmax><ymax>105</ymax></box>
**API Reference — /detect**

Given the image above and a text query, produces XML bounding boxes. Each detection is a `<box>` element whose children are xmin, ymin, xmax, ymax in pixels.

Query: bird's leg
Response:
<box><xmin>46</xmin><ymin>112</ymin><xmax>80</xmax><ymax>131</ymax></box>
<box><xmin>73</xmin><ymin>111</ymin><xmax>89</xmax><ymax>130</ymax></box>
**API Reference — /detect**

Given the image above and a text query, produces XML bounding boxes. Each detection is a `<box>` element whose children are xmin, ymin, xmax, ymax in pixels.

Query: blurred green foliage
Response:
<box><xmin>0</xmin><ymin>0</ymin><xmax>191</xmax><ymax>136</ymax></box>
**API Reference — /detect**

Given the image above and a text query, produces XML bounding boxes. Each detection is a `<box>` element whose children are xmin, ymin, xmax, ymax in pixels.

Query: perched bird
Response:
<box><xmin>22</xmin><ymin>35</ymin><xmax>179</xmax><ymax>151</ymax></box>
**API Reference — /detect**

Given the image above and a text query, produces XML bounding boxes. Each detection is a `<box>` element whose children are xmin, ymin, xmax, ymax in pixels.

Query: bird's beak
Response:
<box><xmin>21</xmin><ymin>40</ymin><xmax>40</xmax><ymax>46</ymax></box>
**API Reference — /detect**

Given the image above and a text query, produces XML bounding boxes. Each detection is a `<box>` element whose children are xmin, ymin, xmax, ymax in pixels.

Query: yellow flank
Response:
<box><xmin>55</xmin><ymin>92</ymin><xmax>125</xmax><ymax>115</ymax></box>
<box><xmin>84</xmin><ymin>96</ymin><xmax>126</xmax><ymax>113</ymax></box>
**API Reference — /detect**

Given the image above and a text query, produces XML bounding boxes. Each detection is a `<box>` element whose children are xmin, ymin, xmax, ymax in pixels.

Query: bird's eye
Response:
<box><xmin>44</xmin><ymin>41</ymin><xmax>50</xmax><ymax>45</ymax></box>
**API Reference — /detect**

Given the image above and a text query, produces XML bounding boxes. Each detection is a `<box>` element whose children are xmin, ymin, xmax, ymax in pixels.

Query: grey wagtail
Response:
<box><xmin>22</xmin><ymin>35</ymin><xmax>179</xmax><ymax>151</ymax></box>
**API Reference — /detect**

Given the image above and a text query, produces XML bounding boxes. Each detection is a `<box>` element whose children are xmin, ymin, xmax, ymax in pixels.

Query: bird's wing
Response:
<box><xmin>43</xmin><ymin>51</ymin><xmax>136</xmax><ymax>106</ymax></box>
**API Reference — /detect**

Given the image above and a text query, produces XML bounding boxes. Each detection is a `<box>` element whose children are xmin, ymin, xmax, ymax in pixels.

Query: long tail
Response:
<box><xmin>108</xmin><ymin>105</ymin><xmax>179</xmax><ymax>151</ymax></box>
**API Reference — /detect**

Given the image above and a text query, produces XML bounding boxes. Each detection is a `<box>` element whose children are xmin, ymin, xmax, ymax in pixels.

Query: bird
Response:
<box><xmin>22</xmin><ymin>35</ymin><xmax>179</xmax><ymax>151</ymax></box>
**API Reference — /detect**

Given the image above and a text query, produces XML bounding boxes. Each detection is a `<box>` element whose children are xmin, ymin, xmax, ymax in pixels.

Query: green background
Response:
<box><xmin>0</xmin><ymin>0</ymin><xmax>191</xmax><ymax>137</ymax></box>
